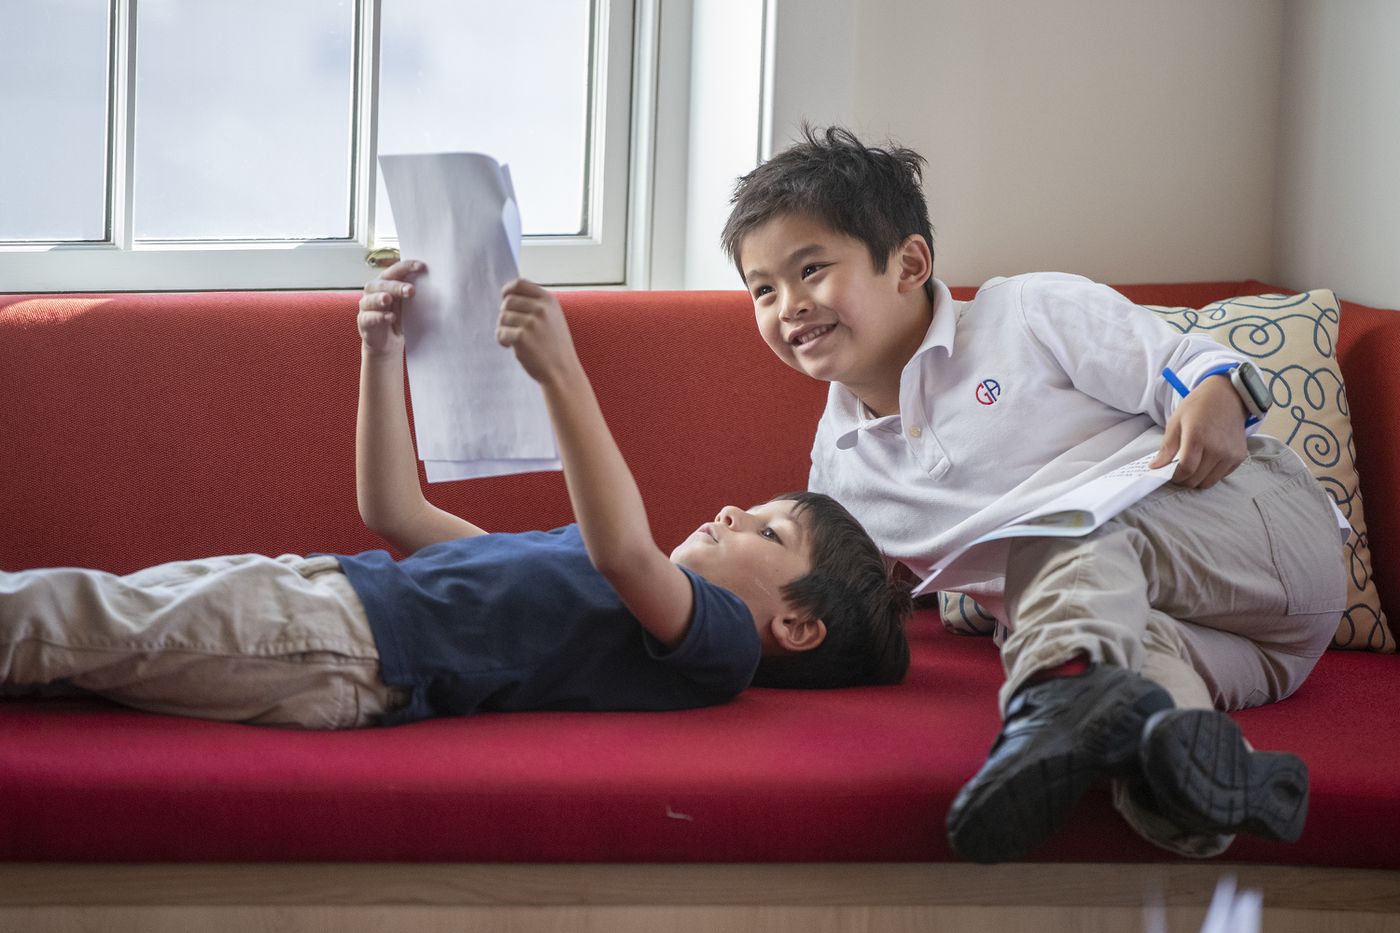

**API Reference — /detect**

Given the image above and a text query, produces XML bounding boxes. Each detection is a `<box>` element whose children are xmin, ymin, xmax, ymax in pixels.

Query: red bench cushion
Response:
<box><xmin>3</xmin><ymin>621</ymin><xmax>1397</xmax><ymax>867</ymax></box>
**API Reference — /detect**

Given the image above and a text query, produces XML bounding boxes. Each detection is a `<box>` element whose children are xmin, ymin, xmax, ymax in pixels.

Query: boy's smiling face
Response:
<box><xmin>739</xmin><ymin>212</ymin><xmax>932</xmax><ymax>417</ymax></box>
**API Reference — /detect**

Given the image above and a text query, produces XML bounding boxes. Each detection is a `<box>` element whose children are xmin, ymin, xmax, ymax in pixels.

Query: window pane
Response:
<box><xmin>377</xmin><ymin>0</ymin><xmax>591</xmax><ymax>240</ymax></box>
<box><xmin>0</xmin><ymin>0</ymin><xmax>109</xmax><ymax>242</ymax></box>
<box><xmin>133</xmin><ymin>0</ymin><xmax>354</xmax><ymax>241</ymax></box>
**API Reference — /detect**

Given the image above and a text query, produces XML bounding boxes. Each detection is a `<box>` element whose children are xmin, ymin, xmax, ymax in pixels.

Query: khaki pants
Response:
<box><xmin>1001</xmin><ymin>435</ymin><xmax>1347</xmax><ymax>855</ymax></box>
<box><xmin>0</xmin><ymin>554</ymin><xmax>401</xmax><ymax>729</ymax></box>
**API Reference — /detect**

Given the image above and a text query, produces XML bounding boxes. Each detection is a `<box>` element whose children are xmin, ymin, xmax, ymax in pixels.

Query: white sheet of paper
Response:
<box><xmin>377</xmin><ymin>152</ymin><xmax>560</xmax><ymax>481</ymax></box>
<box><xmin>911</xmin><ymin>455</ymin><xmax>1178</xmax><ymax>596</ymax></box>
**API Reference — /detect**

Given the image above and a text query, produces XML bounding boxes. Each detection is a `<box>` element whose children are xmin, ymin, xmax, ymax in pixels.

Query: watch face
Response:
<box><xmin>1239</xmin><ymin>363</ymin><xmax>1272</xmax><ymax>411</ymax></box>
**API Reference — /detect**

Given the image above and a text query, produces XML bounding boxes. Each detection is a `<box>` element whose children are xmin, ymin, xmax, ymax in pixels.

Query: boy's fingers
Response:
<box><xmin>497</xmin><ymin>308</ymin><xmax>538</xmax><ymax>331</ymax></box>
<box><xmin>359</xmin><ymin>293</ymin><xmax>399</xmax><ymax>315</ymax></box>
<box><xmin>1198</xmin><ymin>460</ymin><xmax>1231</xmax><ymax>490</ymax></box>
<box><xmin>1150</xmin><ymin>424</ymin><xmax>1179</xmax><ymax>469</ymax></box>
<box><xmin>1198</xmin><ymin>447</ymin><xmax>1243</xmax><ymax>490</ymax></box>
<box><xmin>380</xmin><ymin>259</ymin><xmax>426</xmax><ymax>281</ymax></box>
<box><xmin>364</xmin><ymin>279</ymin><xmax>416</xmax><ymax>299</ymax></box>
<box><xmin>502</xmin><ymin>277</ymin><xmax>544</xmax><ymax>298</ymax></box>
<box><xmin>1172</xmin><ymin>441</ymin><xmax>1203</xmax><ymax>485</ymax></box>
<box><xmin>500</xmin><ymin>295</ymin><xmax>545</xmax><ymax>318</ymax></box>
<box><xmin>358</xmin><ymin>309</ymin><xmax>396</xmax><ymax>328</ymax></box>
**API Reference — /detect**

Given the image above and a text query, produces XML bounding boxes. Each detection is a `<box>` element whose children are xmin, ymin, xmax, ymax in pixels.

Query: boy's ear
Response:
<box><xmin>894</xmin><ymin>234</ymin><xmax>933</xmax><ymax>295</ymax></box>
<box><xmin>770</xmin><ymin>614</ymin><xmax>827</xmax><ymax>654</ymax></box>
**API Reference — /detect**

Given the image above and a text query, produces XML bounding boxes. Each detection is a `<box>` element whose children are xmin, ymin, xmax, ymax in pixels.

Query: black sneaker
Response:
<box><xmin>946</xmin><ymin>663</ymin><xmax>1173</xmax><ymax>863</ymax></box>
<box><xmin>1137</xmin><ymin>708</ymin><xmax>1309</xmax><ymax>843</ymax></box>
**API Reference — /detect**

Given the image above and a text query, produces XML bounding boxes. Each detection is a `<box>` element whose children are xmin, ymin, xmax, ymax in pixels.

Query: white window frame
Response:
<box><xmin>1</xmin><ymin>0</ymin><xmax>639</xmax><ymax>293</ymax></box>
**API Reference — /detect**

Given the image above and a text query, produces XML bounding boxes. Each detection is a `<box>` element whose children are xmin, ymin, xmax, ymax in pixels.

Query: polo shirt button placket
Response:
<box><xmin>910</xmin><ymin>422</ymin><xmax>951</xmax><ymax>478</ymax></box>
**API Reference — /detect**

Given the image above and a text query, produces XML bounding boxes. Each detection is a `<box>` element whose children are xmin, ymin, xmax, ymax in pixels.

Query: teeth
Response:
<box><xmin>793</xmin><ymin>324</ymin><xmax>833</xmax><ymax>346</ymax></box>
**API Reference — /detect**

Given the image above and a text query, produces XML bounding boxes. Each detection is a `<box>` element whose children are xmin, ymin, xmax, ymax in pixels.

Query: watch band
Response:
<box><xmin>1192</xmin><ymin>362</ymin><xmax>1241</xmax><ymax>387</ymax></box>
<box><xmin>1192</xmin><ymin>362</ymin><xmax>1265</xmax><ymax>427</ymax></box>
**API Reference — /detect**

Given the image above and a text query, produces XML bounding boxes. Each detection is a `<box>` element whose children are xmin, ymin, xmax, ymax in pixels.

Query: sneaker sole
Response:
<box><xmin>1140</xmin><ymin>708</ymin><xmax>1308</xmax><ymax>843</ymax></box>
<box><xmin>947</xmin><ymin>675</ymin><xmax>1172</xmax><ymax>863</ymax></box>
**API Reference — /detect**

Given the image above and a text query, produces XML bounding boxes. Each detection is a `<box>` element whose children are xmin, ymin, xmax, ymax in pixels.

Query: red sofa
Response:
<box><xmin>2</xmin><ymin>282</ymin><xmax>1399</xmax><ymax>927</ymax></box>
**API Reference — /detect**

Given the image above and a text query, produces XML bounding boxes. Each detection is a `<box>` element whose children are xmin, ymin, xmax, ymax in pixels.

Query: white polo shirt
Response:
<box><xmin>808</xmin><ymin>272</ymin><xmax>1247</xmax><ymax>619</ymax></box>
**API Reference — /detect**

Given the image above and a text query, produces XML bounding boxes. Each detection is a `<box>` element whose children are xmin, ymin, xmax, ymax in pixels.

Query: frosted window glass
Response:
<box><xmin>0</xmin><ymin>0</ymin><xmax>110</xmax><ymax>242</ymax></box>
<box><xmin>133</xmin><ymin>0</ymin><xmax>355</xmax><ymax>240</ymax></box>
<box><xmin>377</xmin><ymin>0</ymin><xmax>591</xmax><ymax>240</ymax></box>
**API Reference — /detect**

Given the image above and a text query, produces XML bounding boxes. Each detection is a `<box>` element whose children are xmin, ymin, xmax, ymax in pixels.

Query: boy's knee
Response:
<box><xmin>1245</xmin><ymin>613</ymin><xmax>1337</xmax><ymax>707</ymax></box>
<box><xmin>1287</xmin><ymin>608</ymin><xmax>1343</xmax><ymax>676</ymax></box>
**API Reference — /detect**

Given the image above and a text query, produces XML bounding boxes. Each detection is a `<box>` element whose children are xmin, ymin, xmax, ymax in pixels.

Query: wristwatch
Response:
<box><xmin>1228</xmin><ymin>361</ymin><xmax>1273</xmax><ymax>420</ymax></box>
<box><xmin>1196</xmin><ymin>361</ymin><xmax>1273</xmax><ymax>424</ymax></box>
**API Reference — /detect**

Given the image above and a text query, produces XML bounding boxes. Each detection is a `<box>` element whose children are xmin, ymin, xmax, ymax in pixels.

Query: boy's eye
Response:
<box><xmin>753</xmin><ymin>285</ymin><xmax>773</xmax><ymax>299</ymax></box>
<box><xmin>801</xmin><ymin>263</ymin><xmax>824</xmax><ymax>278</ymax></box>
<box><xmin>760</xmin><ymin>527</ymin><xmax>782</xmax><ymax>544</ymax></box>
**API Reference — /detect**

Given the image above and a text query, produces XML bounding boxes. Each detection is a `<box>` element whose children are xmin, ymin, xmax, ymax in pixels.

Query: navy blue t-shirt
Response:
<box><xmin>329</xmin><ymin>525</ymin><xmax>760</xmax><ymax>725</ymax></box>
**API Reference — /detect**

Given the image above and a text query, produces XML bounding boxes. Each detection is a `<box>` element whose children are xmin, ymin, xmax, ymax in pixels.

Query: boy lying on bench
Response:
<box><xmin>0</xmin><ymin>260</ymin><xmax>909</xmax><ymax>728</ymax></box>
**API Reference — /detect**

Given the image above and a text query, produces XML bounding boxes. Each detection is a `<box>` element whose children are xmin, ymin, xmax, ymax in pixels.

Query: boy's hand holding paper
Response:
<box><xmin>496</xmin><ymin>278</ymin><xmax>584</xmax><ymax>386</ymax></box>
<box><xmin>377</xmin><ymin>152</ymin><xmax>560</xmax><ymax>482</ymax></box>
<box><xmin>357</xmin><ymin>259</ymin><xmax>419</xmax><ymax>356</ymax></box>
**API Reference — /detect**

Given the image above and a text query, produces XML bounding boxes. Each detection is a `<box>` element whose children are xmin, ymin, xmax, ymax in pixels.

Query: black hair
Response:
<box><xmin>753</xmin><ymin>491</ymin><xmax>912</xmax><ymax>689</ymax></box>
<box><xmin>721</xmin><ymin>124</ymin><xmax>937</xmax><ymax>303</ymax></box>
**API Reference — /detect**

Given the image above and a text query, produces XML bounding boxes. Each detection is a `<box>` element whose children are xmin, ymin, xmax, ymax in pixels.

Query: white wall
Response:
<box><xmin>671</xmin><ymin>0</ymin><xmax>1399</xmax><ymax>307</ymax></box>
<box><xmin>759</xmin><ymin>0</ymin><xmax>1285</xmax><ymax>289</ymax></box>
<box><xmin>1274</xmin><ymin>0</ymin><xmax>1400</xmax><ymax>309</ymax></box>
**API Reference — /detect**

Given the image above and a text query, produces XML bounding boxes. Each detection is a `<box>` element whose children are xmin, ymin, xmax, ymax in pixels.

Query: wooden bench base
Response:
<box><xmin>4</xmin><ymin>862</ymin><xmax>1399</xmax><ymax>932</ymax></box>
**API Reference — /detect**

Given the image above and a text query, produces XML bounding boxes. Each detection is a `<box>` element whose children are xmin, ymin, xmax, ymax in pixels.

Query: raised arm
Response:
<box><xmin>496</xmin><ymin>279</ymin><xmax>695</xmax><ymax>647</ymax></box>
<box><xmin>356</xmin><ymin>260</ymin><xmax>486</xmax><ymax>553</ymax></box>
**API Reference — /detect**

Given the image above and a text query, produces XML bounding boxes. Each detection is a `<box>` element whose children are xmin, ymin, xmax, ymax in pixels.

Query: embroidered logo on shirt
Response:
<box><xmin>975</xmin><ymin>378</ymin><xmax>1002</xmax><ymax>406</ymax></box>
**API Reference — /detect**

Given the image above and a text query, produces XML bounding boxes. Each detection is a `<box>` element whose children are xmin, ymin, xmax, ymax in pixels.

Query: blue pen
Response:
<box><xmin>1161</xmin><ymin>366</ymin><xmax>1191</xmax><ymax>399</ymax></box>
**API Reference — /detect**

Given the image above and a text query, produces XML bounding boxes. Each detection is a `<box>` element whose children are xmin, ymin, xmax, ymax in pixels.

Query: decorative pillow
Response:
<box><xmin>938</xmin><ymin>591</ymin><xmax>996</xmax><ymax>636</ymax></box>
<box><xmin>938</xmin><ymin>591</ymin><xmax>1010</xmax><ymax>644</ymax></box>
<box><xmin>939</xmin><ymin>290</ymin><xmax>1393</xmax><ymax>653</ymax></box>
<box><xmin>1146</xmin><ymin>290</ymin><xmax>1391</xmax><ymax>651</ymax></box>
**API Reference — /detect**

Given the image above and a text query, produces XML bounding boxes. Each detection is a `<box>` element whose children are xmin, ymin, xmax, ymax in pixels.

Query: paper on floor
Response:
<box><xmin>1198</xmin><ymin>875</ymin><xmax>1262</xmax><ymax>933</ymax></box>
<box><xmin>378</xmin><ymin>152</ymin><xmax>560</xmax><ymax>481</ymax></box>
<box><xmin>1141</xmin><ymin>875</ymin><xmax>1261</xmax><ymax>933</ymax></box>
